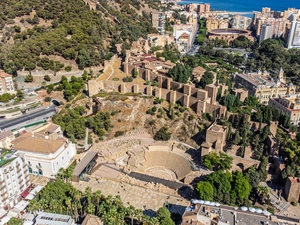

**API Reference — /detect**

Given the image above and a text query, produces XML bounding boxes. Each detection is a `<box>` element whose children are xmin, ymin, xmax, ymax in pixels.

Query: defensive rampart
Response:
<box><xmin>88</xmin><ymin>63</ymin><xmax>226</xmax><ymax>116</ymax></box>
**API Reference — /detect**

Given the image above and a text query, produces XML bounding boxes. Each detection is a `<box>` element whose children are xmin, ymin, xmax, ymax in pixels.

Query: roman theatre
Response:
<box><xmin>74</xmin><ymin>128</ymin><xmax>202</xmax><ymax>194</ymax></box>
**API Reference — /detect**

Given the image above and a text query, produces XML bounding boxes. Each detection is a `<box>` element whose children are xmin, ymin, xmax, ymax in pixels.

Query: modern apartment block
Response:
<box><xmin>11</xmin><ymin>123</ymin><xmax>76</xmax><ymax>178</ymax></box>
<box><xmin>230</xmin><ymin>15</ymin><xmax>252</xmax><ymax>30</ymax></box>
<box><xmin>151</xmin><ymin>12</ymin><xmax>165</xmax><ymax>34</ymax></box>
<box><xmin>286</xmin><ymin>16</ymin><xmax>300</xmax><ymax>49</ymax></box>
<box><xmin>0</xmin><ymin>153</ymin><xmax>30</xmax><ymax>210</ymax></box>
<box><xmin>259</xmin><ymin>23</ymin><xmax>274</xmax><ymax>43</ymax></box>
<box><xmin>0</xmin><ymin>71</ymin><xmax>15</xmax><ymax>95</ymax></box>
<box><xmin>196</xmin><ymin>3</ymin><xmax>210</xmax><ymax>14</ymax></box>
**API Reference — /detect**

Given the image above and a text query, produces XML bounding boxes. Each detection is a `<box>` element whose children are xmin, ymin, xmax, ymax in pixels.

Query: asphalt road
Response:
<box><xmin>0</xmin><ymin>106</ymin><xmax>56</xmax><ymax>130</ymax></box>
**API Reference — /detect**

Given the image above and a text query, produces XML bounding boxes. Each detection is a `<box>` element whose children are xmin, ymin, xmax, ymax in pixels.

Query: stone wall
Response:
<box><xmin>88</xmin><ymin>79</ymin><xmax>226</xmax><ymax>116</ymax></box>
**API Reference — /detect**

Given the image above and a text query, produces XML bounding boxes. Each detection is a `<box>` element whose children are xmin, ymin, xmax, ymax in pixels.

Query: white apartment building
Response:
<box><xmin>0</xmin><ymin>71</ymin><xmax>15</xmax><ymax>95</ymax></box>
<box><xmin>287</xmin><ymin>16</ymin><xmax>300</xmax><ymax>49</ymax></box>
<box><xmin>11</xmin><ymin>124</ymin><xmax>76</xmax><ymax>178</ymax></box>
<box><xmin>0</xmin><ymin>154</ymin><xmax>30</xmax><ymax>210</ymax></box>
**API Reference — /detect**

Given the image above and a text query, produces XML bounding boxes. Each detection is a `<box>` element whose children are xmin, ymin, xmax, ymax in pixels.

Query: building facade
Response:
<box><xmin>234</xmin><ymin>69</ymin><xmax>296</xmax><ymax>104</ymax></box>
<box><xmin>0</xmin><ymin>131</ymin><xmax>15</xmax><ymax>149</ymax></box>
<box><xmin>0</xmin><ymin>71</ymin><xmax>15</xmax><ymax>95</ymax></box>
<box><xmin>0</xmin><ymin>154</ymin><xmax>30</xmax><ymax>210</ymax></box>
<box><xmin>287</xmin><ymin>17</ymin><xmax>300</xmax><ymax>49</ymax></box>
<box><xmin>11</xmin><ymin>124</ymin><xmax>76</xmax><ymax>178</ymax></box>
<box><xmin>231</xmin><ymin>15</ymin><xmax>252</xmax><ymax>30</ymax></box>
<box><xmin>151</xmin><ymin>12</ymin><xmax>165</xmax><ymax>34</ymax></box>
<box><xmin>269</xmin><ymin>94</ymin><xmax>300</xmax><ymax>125</ymax></box>
<box><xmin>259</xmin><ymin>23</ymin><xmax>274</xmax><ymax>43</ymax></box>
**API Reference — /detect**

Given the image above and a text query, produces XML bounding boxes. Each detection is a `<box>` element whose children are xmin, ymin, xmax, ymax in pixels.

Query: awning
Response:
<box><xmin>25</xmin><ymin>185</ymin><xmax>44</xmax><ymax>200</ymax></box>
<box><xmin>0</xmin><ymin>209</ymin><xmax>7</xmax><ymax>218</ymax></box>
<box><xmin>21</xmin><ymin>186</ymin><xmax>31</xmax><ymax>198</ymax></box>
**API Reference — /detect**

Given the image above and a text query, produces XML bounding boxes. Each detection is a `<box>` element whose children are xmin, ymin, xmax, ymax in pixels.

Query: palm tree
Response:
<box><xmin>65</xmin><ymin>197</ymin><xmax>72</xmax><ymax>216</ymax></box>
<box><xmin>126</xmin><ymin>205</ymin><xmax>136</xmax><ymax>225</ymax></box>
<box><xmin>94</xmin><ymin>190</ymin><xmax>102</xmax><ymax>214</ymax></box>
<box><xmin>257</xmin><ymin>185</ymin><xmax>269</xmax><ymax>204</ymax></box>
<box><xmin>86</xmin><ymin>203</ymin><xmax>95</xmax><ymax>215</ymax></box>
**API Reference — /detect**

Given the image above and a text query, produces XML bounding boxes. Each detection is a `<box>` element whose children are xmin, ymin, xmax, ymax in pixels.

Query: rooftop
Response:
<box><xmin>208</xmin><ymin>124</ymin><xmax>227</xmax><ymax>133</ymax></box>
<box><xmin>35</xmin><ymin>212</ymin><xmax>73</xmax><ymax>225</ymax></box>
<box><xmin>0</xmin><ymin>130</ymin><xmax>14</xmax><ymax>140</ymax></box>
<box><xmin>12</xmin><ymin>136</ymin><xmax>65</xmax><ymax>154</ymax></box>
<box><xmin>0</xmin><ymin>150</ymin><xmax>17</xmax><ymax>168</ymax></box>
<box><xmin>82</xmin><ymin>214</ymin><xmax>103</xmax><ymax>225</ymax></box>
<box><xmin>236</xmin><ymin>73</ymin><xmax>288</xmax><ymax>88</ymax></box>
<box><xmin>0</xmin><ymin>71</ymin><xmax>12</xmax><ymax>78</ymax></box>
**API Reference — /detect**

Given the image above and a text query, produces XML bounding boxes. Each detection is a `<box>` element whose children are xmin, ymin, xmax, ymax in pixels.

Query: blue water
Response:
<box><xmin>179</xmin><ymin>0</ymin><xmax>300</xmax><ymax>13</ymax></box>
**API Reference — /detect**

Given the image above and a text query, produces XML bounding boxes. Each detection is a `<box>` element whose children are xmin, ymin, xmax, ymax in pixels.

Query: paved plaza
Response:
<box><xmin>72</xmin><ymin>176</ymin><xmax>189</xmax><ymax>217</ymax></box>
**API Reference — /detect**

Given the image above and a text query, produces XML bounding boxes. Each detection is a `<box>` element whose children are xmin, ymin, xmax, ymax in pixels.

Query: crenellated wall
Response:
<box><xmin>89</xmin><ymin>60</ymin><xmax>226</xmax><ymax>116</ymax></box>
<box><xmin>88</xmin><ymin>79</ymin><xmax>226</xmax><ymax>116</ymax></box>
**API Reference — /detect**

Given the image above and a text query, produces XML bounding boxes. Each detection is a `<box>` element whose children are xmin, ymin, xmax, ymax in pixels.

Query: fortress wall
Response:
<box><xmin>88</xmin><ymin>64</ymin><xmax>227</xmax><ymax>116</ymax></box>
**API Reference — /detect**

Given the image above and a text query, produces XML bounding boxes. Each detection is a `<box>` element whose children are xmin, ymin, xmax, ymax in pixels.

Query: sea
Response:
<box><xmin>178</xmin><ymin>0</ymin><xmax>300</xmax><ymax>17</ymax></box>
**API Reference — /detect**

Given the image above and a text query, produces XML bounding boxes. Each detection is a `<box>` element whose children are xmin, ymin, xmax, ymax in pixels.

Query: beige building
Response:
<box><xmin>196</xmin><ymin>3</ymin><xmax>210</xmax><ymax>14</ymax></box>
<box><xmin>206</xmin><ymin>17</ymin><xmax>229</xmax><ymax>30</ymax></box>
<box><xmin>234</xmin><ymin>69</ymin><xmax>296</xmax><ymax>104</ymax></box>
<box><xmin>151</xmin><ymin>12</ymin><xmax>165</xmax><ymax>34</ymax></box>
<box><xmin>147</xmin><ymin>34</ymin><xmax>174</xmax><ymax>48</ymax></box>
<box><xmin>230</xmin><ymin>15</ymin><xmax>252</xmax><ymax>30</ymax></box>
<box><xmin>269</xmin><ymin>94</ymin><xmax>300</xmax><ymax>126</ymax></box>
<box><xmin>232</xmin><ymin>88</ymin><xmax>249</xmax><ymax>102</ymax></box>
<box><xmin>0</xmin><ymin>131</ymin><xmax>15</xmax><ymax>149</ymax></box>
<box><xmin>0</xmin><ymin>71</ymin><xmax>15</xmax><ymax>95</ymax></box>
<box><xmin>0</xmin><ymin>154</ymin><xmax>30</xmax><ymax>210</ymax></box>
<box><xmin>284</xmin><ymin>177</ymin><xmax>300</xmax><ymax>203</ymax></box>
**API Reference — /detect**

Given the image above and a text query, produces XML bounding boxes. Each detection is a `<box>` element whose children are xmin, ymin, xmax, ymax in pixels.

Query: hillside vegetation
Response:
<box><xmin>0</xmin><ymin>0</ymin><xmax>157</xmax><ymax>75</ymax></box>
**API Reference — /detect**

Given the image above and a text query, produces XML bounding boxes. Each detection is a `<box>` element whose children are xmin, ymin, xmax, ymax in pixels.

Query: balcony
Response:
<box><xmin>17</xmin><ymin>168</ymin><xmax>21</xmax><ymax>173</ymax></box>
<box><xmin>18</xmin><ymin>174</ymin><xmax>22</xmax><ymax>179</ymax></box>
<box><xmin>1</xmin><ymin>192</ymin><xmax>6</xmax><ymax>197</ymax></box>
<box><xmin>0</xmin><ymin>186</ymin><xmax>5</xmax><ymax>191</ymax></box>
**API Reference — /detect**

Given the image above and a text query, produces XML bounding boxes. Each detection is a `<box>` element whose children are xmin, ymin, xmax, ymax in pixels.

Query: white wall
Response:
<box><xmin>18</xmin><ymin>143</ymin><xmax>76</xmax><ymax>178</ymax></box>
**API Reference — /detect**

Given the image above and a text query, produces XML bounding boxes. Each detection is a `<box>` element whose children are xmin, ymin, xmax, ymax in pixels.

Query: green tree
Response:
<box><xmin>199</xmin><ymin>70</ymin><xmax>214</xmax><ymax>88</ymax></box>
<box><xmin>8</xmin><ymin>217</ymin><xmax>23</xmax><ymax>225</ymax></box>
<box><xmin>24</xmin><ymin>74</ymin><xmax>33</xmax><ymax>82</ymax></box>
<box><xmin>195</xmin><ymin>181</ymin><xmax>214</xmax><ymax>200</ymax></box>
<box><xmin>156</xmin><ymin>207</ymin><xmax>175</xmax><ymax>225</ymax></box>
<box><xmin>44</xmin><ymin>74</ymin><xmax>51</xmax><ymax>81</ymax></box>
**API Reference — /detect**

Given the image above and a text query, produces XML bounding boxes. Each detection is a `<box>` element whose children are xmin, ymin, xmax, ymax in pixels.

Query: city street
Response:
<box><xmin>0</xmin><ymin>106</ymin><xmax>56</xmax><ymax>130</ymax></box>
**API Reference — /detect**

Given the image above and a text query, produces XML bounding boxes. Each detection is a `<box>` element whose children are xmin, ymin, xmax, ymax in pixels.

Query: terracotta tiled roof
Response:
<box><xmin>0</xmin><ymin>130</ymin><xmax>14</xmax><ymax>140</ymax></box>
<box><xmin>82</xmin><ymin>214</ymin><xmax>103</xmax><ymax>225</ymax></box>
<box><xmin>46</xmin><ymin>124</ymin><xmax>60</xmax><ymax>133</ymax></box>
<box><xmin>12</xmin><ymin>136</ymin><xmax>65</xmax><ymax>154</ymax></box>
<box><xmin>0</xmin><ymin>71</ymin><xmax>11</xmax><ymax>78</ymax></box>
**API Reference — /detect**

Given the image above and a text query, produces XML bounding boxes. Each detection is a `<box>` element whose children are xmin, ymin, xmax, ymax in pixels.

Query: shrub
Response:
<box><xmin>154</xmin><ymin>127</ymin><xmax>171</xmax><ymax>141</ymax></box>
<box><xmin>65</xmin><ymin>66</ymin><xmax>72</xmax><ymax>72</ymax></box>
<box><xmin>122</xmin><ymin>76</ymin><xmax>133</xmax><ymax>82</ymax></box>
<box><xmin>145</xmin><ymin>80</ymin><xmax>151</xmax><ymax>85</ymax></box>
<box><xmin>44</xmin><ymin>75</ymin><xmax>51</xmax><ymax>81</ymax></box>
<box><xmin>149</xmin><ymin>120</ymin><xmax>155</xmax><ymax>125</ymax></box>
<box><xmin>115</xmin><ymin>131</ymin><xmax>124</xmax><ymax>137</ymax></box>
<box><xmin>112</xmin><ymin>77</ymin><xmax>119</xmax><ymax>81</ymax></box>
<box><xmin>188</xmin><ymin>115</ymin><xmax>195</xmax><ymax>121</ymax></box>
<box><xmin>44</xmin><ymin>97</ymin><xmax>52</xmax><ymax>102</ymax></box>
<box><xmin>24</xmin><ymin>74</ymin><xmax>33</xmax><ymax>83</ymax></box>
<box><xmin>154</xmin><ymin>97</ymin><xmax>163</xmax><ymax>104</ymax></box>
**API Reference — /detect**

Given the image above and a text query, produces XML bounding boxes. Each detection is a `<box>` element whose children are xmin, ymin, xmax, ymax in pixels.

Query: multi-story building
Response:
<box><xmin>269</xmin><ymin>94</ymin><xmax>300</xmax><ymax>126</ymax></box>
<box><xmin>286</xmin><ymin>15</ymin><xmax>300</xmax><ymax>49</ymax></box>
<box><xmin>11</xmin><ymin>123</ymin><xmax>76</xmax><ymax>178</ymax></box>
<box><xmin>284</xmin><ymin>177</ymin><xmax>300</xmax><ymax>203</ymax></box>
<box><xmin>206</xmin><ymin>17</ymin><xmax>229</xmax><ymax>30</ymax></box>
<box><xmin>151</xmin><ymin>12</ymin><xmax>165</xmax><ymax>34</ymax></box>
<box><xmin>230</xmin><ymin>15</ymin><xmax>252</xmax><ymax>30</ymax></box>
<box><xmin>196</xmin><ymin>3</ymin><xmax>210</xmax><ymax>14</ymax></box>
<box><xmin>0</xmin><ymin>154</ymin><xmax>30</xmax><ymax>210</ymax></box>
<box><xmin>259</xmin><ymin>23</ymin><xmax>274</xmax><ymax>43</ymax></box>
<box><xmin>0</xmin><ymin>71</ymin><xmax>15</xmax><ymax>95</ymax></box>
<box><xmin>234</xmin><ymin>69</ymin><xmax>296</xmax><ymax>104</ymax></box>
<box><xmin>0</xmin><ymin>131</ymin><xmax>15</xmax><ymax>149</ymax></box>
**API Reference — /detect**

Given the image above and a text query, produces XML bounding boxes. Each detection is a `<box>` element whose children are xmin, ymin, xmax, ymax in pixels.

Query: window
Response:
<box><xmin>6</xmin><ymin>175</ymin><xmax>9</xmax><ymax>179</ymax></box>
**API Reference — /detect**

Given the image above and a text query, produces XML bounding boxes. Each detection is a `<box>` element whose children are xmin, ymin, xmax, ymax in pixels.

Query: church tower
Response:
<box><xmin>277</xmin><ymin>67</ymin><xmax>286</xmax><ymax>84</ymax></box>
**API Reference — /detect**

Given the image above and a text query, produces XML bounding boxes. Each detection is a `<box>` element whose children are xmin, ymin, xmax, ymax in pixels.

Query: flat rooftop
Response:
<box><xmin>208</xmin><ymin>124</ymin><xmax>227</xmax><ymax>133</ymax></box>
